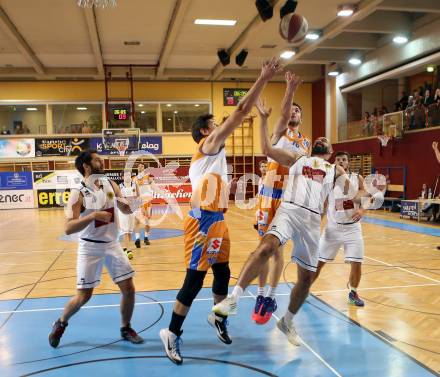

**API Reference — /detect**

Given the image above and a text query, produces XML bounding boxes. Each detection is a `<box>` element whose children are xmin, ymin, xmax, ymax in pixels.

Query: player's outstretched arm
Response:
<box><xmin>203</xmin><ymin>58</ymin><xmax>282</xmax><ymax>154</ymax></box>
<box><xmin>271</xmin><ymin>71</ymin><xmax>302</xmax><ymax>144</ymax></box>
<box><xmin>256</xmin><ymin>98</ymin><xmax>302</xmax><ymax>167</ymax></box>
<box><xmin>433</xmin><ymin>141</ymin><xmax>440</xmax><ymax>164</ymax></box>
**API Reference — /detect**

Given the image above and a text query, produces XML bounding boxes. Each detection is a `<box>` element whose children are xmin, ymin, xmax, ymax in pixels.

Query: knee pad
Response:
<box><xmin>211</xmin><ymin>263</ymin><xmax>231</xmax><ymax>296</ymax></box>
<box><xmin>176</xmin><ymin>269</ymin><xmax>206</xmax><ymax>307</ymax></box>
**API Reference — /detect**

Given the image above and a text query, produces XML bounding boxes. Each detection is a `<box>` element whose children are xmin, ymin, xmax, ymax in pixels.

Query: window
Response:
<box><xmin>0</xmin><ymin>105</ymin><xmax>46</xmax><ymax>135</ymax></box>
<box><xmin>135</xmin><ymin>103</ymin><xmax>157</xmax><ymax>132</ymax></box>
<box><xmin>53</xmin><ymin>104</ymin><xmax>102</xmax><ymax>134</ymax></box>
<box><xmin>161</xmin><ymin>103</ymin><xmax>210</xmax><ymax>132</ymax></box>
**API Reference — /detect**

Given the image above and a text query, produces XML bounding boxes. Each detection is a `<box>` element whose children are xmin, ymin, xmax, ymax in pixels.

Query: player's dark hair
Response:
<box><xmin>75</xmin><ymin>149</ymin><xmax>97</xmax><ymax>176</ymax></box>
<box><xmin>292</xmin><ymin>102</ymin><xmax>302</xmax><ymax>113</ymax></box>
<box><xmin>192</xmin><ymin>114</ymin><xmax>214</xmax><ymax>143</ymax></box>
<box><xmin>335</xmin><ymin>151</ymin><xmax>350</xmax><ymax>159</ymax></box>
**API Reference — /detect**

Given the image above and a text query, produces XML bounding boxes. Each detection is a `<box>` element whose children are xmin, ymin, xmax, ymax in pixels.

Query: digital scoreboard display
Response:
<box><xmin>113</xmin><ymin>109</ymin><xmax>129</xmax><ymax>120</ymax></box>
<box><xmin>223</xmin><ymin>88</ymin><xmax>250</xmax><ymax>106</ymax></box>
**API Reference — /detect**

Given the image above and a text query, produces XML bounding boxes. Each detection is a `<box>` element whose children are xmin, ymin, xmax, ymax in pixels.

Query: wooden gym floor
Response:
<box><xmin>0</xmin><ymin>204</ymin><xmax>439</xmax><ymax>375</ymax></box>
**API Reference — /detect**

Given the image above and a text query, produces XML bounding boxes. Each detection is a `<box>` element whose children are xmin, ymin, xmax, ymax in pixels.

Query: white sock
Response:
<box><xmin>144</xmin><ymin>232</ymin><xmax>150</xmax><ymax>237</ymax></box>
<box><xmin>257</xmin><ymin>286</ymin><xmax>265</xmax><ymax>296</ymax></box>
<box><xmin>135</xmin><ymin>232</ymin><xmax>140</xmax><ymax>239</ymax></box>
<box><xmin>284</xmin><ymin>310</ymin><xmax>294</xmax><ymax>325</ymax></box>
<box><xmin>349</xmin><ymin>284</ymin><xmax>357</xmax><ymax>292</ymax></box>
<box><xmin>231</xmin><ymin>285</ymin><xmax>244</xmax><ymax>301</ymax></box>
<box><xmin>266</xmin><ymin>286</ymin><xmax>276</xmax><ymax>299</ymax></box>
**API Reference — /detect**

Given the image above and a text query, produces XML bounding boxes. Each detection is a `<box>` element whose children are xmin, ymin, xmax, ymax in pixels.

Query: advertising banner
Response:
<box><xmin>0</xmin><ymin>172</ymin><xmax>33</xmax><ymax>190</ymax></box>
<box><xmin>400</xmin><ymin>200</ymin><xmax>419</xmax><ymax>218</ymax></box>
<box><xmin>89</xmin><ymin>136</ymin><xmax>162</xmax><ymax>155</ymax></box>
<box><xmin>36</xmin><ymin>189</ymin><xmax>71</xmax><ymax>208</ymax></box>
<box><xmin>33</xmin><ymin>171</ymin><xmax>82</xmax><ymax>190</ymax></box>
<box><xmin>0</xmin><ymin>189</ymin><xmax>35</xmax><ymax>209</ymax></box>
<box><xmin>35</xmin><ymin>137</ymin><xmax>90</xmax><ymax>157</ymax></box>
<box><xmin>0</xmin><ymin>138</ymin><xmax>35</xmax><ymax>158</ymax></box>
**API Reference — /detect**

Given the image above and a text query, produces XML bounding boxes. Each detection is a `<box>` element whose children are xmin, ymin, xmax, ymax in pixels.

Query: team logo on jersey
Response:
<box><xmin>207</xmin><ymin>237</ymin><xmax>222</xmax><ymax>255</ymax></box>
<box><xmin>194</xmin><ymin>231</ymin><xmax>207</xmax><ymax>247</ymax></box>
<box><xmin>107</xmin><ymin>192</ymin><xmax>115</xmax><ymax>200</ymax></box>
<box><xmin>324</xmin><ymin>162</ymin><xmax>332</xmax><ymax>170</ymax></box>
<box><xmin>312</xmin><ymin>159</ymin><xmax>321</xmax><ymax>169</ymax></box>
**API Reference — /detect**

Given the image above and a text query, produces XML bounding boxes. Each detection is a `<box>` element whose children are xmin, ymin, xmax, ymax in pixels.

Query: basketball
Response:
<box><xmin>279</xmin><ymin>13</ymin><xmax>308</xmax><ymax>43</ymax></box>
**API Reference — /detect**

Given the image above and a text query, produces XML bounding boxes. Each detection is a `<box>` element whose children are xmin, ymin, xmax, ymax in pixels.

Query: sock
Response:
<box><xmin>231</xmin><ymin>285</ymin><xmax>244</xmax><ymax>301</ymax></box>
<box><xmin>257</xmin><ymin>286</ymin><xmax>265</xmax><ymax>296</ymax></box>
<box><xmin>349</xmin><ymin>284</ymin><xmax>357</xmax><ymax>292</ymax></box>
<box><xmin>266</xmin><ymin>286</ymin><xmax>276</xmax><ymax>299</ymax></box>
<box><xmin>215</xmin><ymin>312</ymin><xmax>228</xmax><ymax>322</ymax></box>
<box><xmin>144</xmin><ymin>232</ymin><xmax>150</xmax><ymax>238</ymax></box>
<box><xmin>135</xmin><ymin>232</ymin><xmax>140</xmax><ymax>240</ymax></box>
<box><xmin>284</xmin><ymin>310</ymin><xmax>295</xmax><ymax>325</ymax></box>
<box><xmin>169</xmin><ymin>311</ymin><xmax>185</xmax><ymax>336</ymax></box>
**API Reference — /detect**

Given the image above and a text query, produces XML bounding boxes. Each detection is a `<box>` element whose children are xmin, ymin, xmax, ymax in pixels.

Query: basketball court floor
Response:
<box><xmin>0</xmin><ymin>205</ymin><xmax>439</xmax><ymax>376</ymax></box>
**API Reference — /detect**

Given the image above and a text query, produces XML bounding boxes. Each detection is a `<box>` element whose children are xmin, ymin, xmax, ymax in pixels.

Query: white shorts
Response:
<box><xmin>318</xmin><ymin>223</ymin><xmax>364</xmax><ymax>263</ymax></box>
<box><xmin>119</xmin><ymin>212</ymin><xmax>135</xmax><ymax>234</ymax></box>
<box><xmin>266</xmin><ymin>202</ymin><xmax>321</xmax><ymax>272</ymax></box>
<box><xmin>77</xmin><ymin>241</ymin><xmax>135</xmax><ymax>289</ymax></box>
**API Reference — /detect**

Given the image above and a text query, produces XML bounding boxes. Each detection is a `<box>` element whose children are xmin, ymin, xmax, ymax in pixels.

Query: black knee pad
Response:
<box><xmin>176</xmin><ymin>269</ymin><xmax>206</xmax><ymax>307</ymax></box>
<box><xmin>211</xmin><ymin>262</ymin><xmax>231</xmax><ymax>296</ymax></box>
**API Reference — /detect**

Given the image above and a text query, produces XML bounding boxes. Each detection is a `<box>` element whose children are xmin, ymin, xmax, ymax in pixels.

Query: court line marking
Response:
<box><xmin>2</xmin><ymin>282</ymin><xmax>439</xmax><ymax>315</ymax></box>
<box><xmin>228</xmin><ymin>208</ymin><xmax>440</xmax><ymax>284</ymax></box>
<box><xmin>246</xmin><ymin>290</ymin><xmax>343</xmax><ymax>377</ymax></box>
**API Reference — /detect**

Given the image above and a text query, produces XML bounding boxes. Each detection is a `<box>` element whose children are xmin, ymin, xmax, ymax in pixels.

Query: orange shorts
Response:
<box><xmin>184</xmin><ymin>209</ymin><xmax>230</xmax><ymax>271</ymax></box>
<box><xmin>255</xmin><ymin>190</ymin><xmax>282</xmax><ymax>237</ymax></box>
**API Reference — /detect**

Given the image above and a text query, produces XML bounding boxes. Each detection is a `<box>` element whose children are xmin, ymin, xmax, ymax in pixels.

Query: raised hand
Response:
<box><xmin>433</xmin><ymin>141</ymin><xmax>438</xmax><ymax>150</ymax></box>
<box><xmin>285</xmin><ymin>71</ymin><xmax>302</xmax><ymax>90</ymax></box>
<box><xmin>255</xmin><ymin>98</ymin><xmax>272</xmax><ymax>119</ymax></box>
<box><xmin>260</xmin><ymin>57</ymin><xmax>283</xmax><ymax>81</ymax></box>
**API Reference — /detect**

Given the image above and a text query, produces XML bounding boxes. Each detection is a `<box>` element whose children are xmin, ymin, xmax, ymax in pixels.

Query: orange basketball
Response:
<box><xmin>279</xmin><ymin>13</ymin><xmax>308</xmax><ymax>43</ymax></box>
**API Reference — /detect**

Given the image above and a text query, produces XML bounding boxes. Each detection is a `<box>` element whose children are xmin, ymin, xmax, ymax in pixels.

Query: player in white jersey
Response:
<box><xmin>213</xmin><ymin>99</ymin><xmax>356</xmax><ymax>346</ymax></box>
<box><xmin>119</xmin><ymin>171</ymin><xmax>139</xmax><ymax>258</ymax></box>
<box><xmin>48</xmin><ymin>150</ymin><xmax>143</xmax><ymax>348</ymax></box>
<box><xmin>314</xmin><ymin>151</ymin><xmax>366</xmax><ymax>306</ymax></box>
<box><xmin>254</xmin><ymin>160</ymin><xmax>267</xmax><ymax>231</ymax></box>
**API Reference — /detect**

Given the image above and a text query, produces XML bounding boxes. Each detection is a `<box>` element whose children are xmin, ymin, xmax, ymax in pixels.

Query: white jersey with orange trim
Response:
<box><xmin>119</xmin><ymin>181</ymin><xmax>137</xmax><ymax>198</ymax></box>
<box><xmin>262</xmin><ymin>129</ymin><xmax>311</xmax><ymax>196</ymax></box>
<box><xmin>68</xmin><ymin>178</ymin><xmax>119</xmax><ymax>244</ymax></box>
<box><xmin>326</xmin><ymin>172</ymin><xmax>360</xmax><ymax>226</ymax></box>
<box><xmin>282</xmin><ymin>156</ymin><xmax>336</xmax><ymax>214</ymax></box>
<box><xmin>189</xmin><ymin>137</ymin><xmax>229</xmax><ymax>212</ymax></box>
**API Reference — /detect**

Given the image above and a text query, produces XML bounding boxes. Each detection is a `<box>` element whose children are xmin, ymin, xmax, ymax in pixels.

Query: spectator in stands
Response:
<box><xmin>362</xmin><ymin>111</ymin><xmax>373</xmax><ymax>136</ymax></box>
<box><xmin>22</xmin><ymin>124</ymin><xmax>30</xmax><ymax>134</ymax></box>
<box><xmin>1</xmin><ymin>126</ymin><xmax>10</xmax><ymax>135</ymax></box>
<box><xmin>399</xmin><ymin>91</ymin><xmax>408</xmax><ymax>110</ymax></box>
<box><xmin>418</xmin><ymin>86</ymin><xmax>425</xmax><ymax>97</ymax></box>
<box><xmin>434</xmin><ymin>88</ymin><xmax>440</xmax><ymax>104</ymax></box>
<box><xmin>15</xmin><ymin>124</ymin><xmax>24</xmax><ymax>134</ymax></box>
<box><xmin>423</xmin><ymin>89</ymin><xmax>433</xmax><ymax>107</ymax></box>
<box><xmin>431</xmin><ymin>142</ymin><xmax>440</xmax><ymax>252</ymax></box>
<box><xmin>81</xmin><ymin>121</ymin><xmax>92</xmax><ymax>134</ymax></box>
<box><xmin>381</xmin><ymin>106</ymin><xmax>389</xmax><ymax>114</ymax></box>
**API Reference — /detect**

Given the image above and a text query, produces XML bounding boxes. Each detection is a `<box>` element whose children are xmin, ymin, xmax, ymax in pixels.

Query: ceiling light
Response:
<box><xmin>76</xmin><ymin>107</ymin><xmax>87</xmax><ymax>111</ymax></box>
<box><xmin>174</xmin><ymin>111</ymin><xmax>178</xmax><ymax>114</ymax></box>
<box><xmin>138</xmin><ymin>104</ymin><xmax>144</xmax><ymax>107</ymax></box>
<box><xmin>124</xmin><ymin>41</ymin><xmax>140</xmax><ymax>46</ymax></box>
<box><xmin>166</xmin><ymin>104</ymin><xmax>172</xmax><ymax>107</ymax></box>
<box><xmin>194</xmin><ymin>104</ymin><xmax>200</xmax><ymax>107</ymax></box>
<box><xmin>305</xmin><ymin>31</ymin><xmax>320</xmax><ymax>40</ymax></box>
<box><xmin>427</xmin><ymin>66</ymin><xmax>435</xmax><ymax>73</ymax></box>
<box><xmin>337</xmin><ymin>4</ymin><xmax>355</xmax><ymax>17</ymax></box>
<box><xmin>393</xmin><ymin>35</ymin><xmax>408</xmax><ymax>44</ymax></box>
<box><xmin>349</xmin><ymin>57</ymin><xmax>362</xmax><ymax>65</ymax></box>
<box><xmin>194</xmin><ymin>19</ymin><xmax>236</xmax><ymax>26</ymax></box>
<box><xmin>141</xmin><ymin>111</ymin><xmax>146</xmax><ymax>114</ymax></box>
<box><xmin>168</xmin><ymin>118</ymin><xmax>172</xmax><ymax>121</ymax></box>
<box><xmin>328</xmin><ymin>70</ymin><xmax>340</xmax><ymax>77</ymax></box>
<box><xmin>26</xmin><ymin>107</ymin><xmax>37</xmax><ymax>111</ymax></box>
<box><xmin>280</xmin><ymin>50</ymin><xmax>296</xmax><ymax>59</ymax></box>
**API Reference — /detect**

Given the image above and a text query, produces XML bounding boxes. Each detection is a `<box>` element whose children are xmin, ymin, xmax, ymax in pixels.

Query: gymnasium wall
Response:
<box><xmin>0</xmin><ymin>80</ymin><xmax>313</xmax><ymax>156</ymax></box>
<box><xmin>334</xmin><ymin>128</ymin><xmax>440</xmax><ymax>199</ymax></box>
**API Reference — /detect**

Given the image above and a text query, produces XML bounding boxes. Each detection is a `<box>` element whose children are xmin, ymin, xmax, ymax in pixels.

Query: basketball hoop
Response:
<box><xmin>77</xmin><ymin>0</ymin><xmax>117</xmax><ymax>8</ymax></box>
<box><xmin>114</xmin><ymin>139</ymin><xmax>129</xmax><ymax>156</ymax></box>
<box><xmin>377</xmin><ymin>135</ymin><xmax>391</xmax><ymax>147</ymax></box>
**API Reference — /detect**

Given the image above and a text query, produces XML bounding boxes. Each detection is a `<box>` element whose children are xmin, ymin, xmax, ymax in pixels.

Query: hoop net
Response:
<box><xmin>377</xmin><ymin>134</ymin><xmax>391</xmax><ymax>147</ymax></box>
<box><xmin>114</xmin><ymin>139</ymin><xmax>129</xmax><ymax>156</ymax></box>
<box><xmin>77</xmin><ymin>0</ymin><xmax>117</xmax><ymax>8</ymax></box>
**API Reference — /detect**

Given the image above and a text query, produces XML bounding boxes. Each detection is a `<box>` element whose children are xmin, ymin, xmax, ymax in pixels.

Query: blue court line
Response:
<box><xmin>0</xmin><ymin>285</ymin><xmax>437</xmax><ymax>377</ymax></box>
<box><xmin>363</xmin><ymin>215</ymin><xmax>440</xmax><ymax>237</ymax></box>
